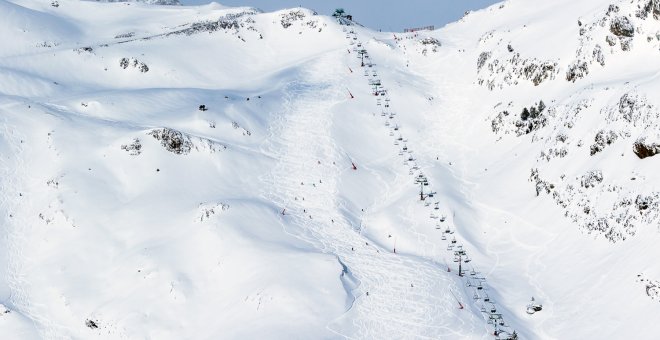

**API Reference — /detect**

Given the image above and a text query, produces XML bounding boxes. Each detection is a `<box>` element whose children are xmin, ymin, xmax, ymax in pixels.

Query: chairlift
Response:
<box><xmin>394</xmin><ymin>141</ymin><xmax>399</xmax><ymax>146</ymax></box>
<box><xmin>441</xmin><ymin>235</ymin><xmax>447</xmax><ymax>240</ymax></box>
<box><xmin>402</xmin><ymin>145</ymin><xmax>408</xmax><ymax>151</ymax></box>
<box><xmin>474</xmin><ymin>293</ymin><xmax>480</xmax><ymax>300</ymax></box>
<box><xmin>440</xmin><ymin>215</ymin><xmax>446</xmax><ymax>222</ymax></box>
<box><xmin>451</xmin><ymin>237</ymin><xmax>457</xmax><ymax>244</ymax></box>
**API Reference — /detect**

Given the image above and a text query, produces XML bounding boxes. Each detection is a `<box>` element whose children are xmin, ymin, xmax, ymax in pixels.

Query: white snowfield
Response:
<box><xmin>1</xmin><ymin>0</ymin><xmax>660</xmax><ymax>339</ymax></box>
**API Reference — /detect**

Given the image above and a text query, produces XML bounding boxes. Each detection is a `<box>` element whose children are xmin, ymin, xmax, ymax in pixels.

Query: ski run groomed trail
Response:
<box><xmin>262</xmin><ymin>29</ymin><xmax>514</xmax><ymax>339</ymax></box>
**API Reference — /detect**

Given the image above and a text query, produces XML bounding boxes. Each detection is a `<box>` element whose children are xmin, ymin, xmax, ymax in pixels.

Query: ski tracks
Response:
<box><xmin>261</xmin><ymin>52</ymin><xmax>478</xmax><ymax>339</ymax></box>
<box><xmin>1</xmin><ymin>112</ymin><xmax>66</xmax><ymax>339</ymax></box>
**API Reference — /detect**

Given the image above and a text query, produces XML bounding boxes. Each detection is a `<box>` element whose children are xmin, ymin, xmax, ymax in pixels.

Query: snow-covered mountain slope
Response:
<box><xmin>1</xmin><ymin>0</ymin><xmax>659</xmax><ymax>339</ymax></box>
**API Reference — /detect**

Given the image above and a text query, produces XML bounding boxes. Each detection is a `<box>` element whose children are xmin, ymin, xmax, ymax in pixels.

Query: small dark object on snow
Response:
<box><xmin>85</xmin><ymin>319</ymin><xmax>99</xmax><ymax>329</ymax></box>
<box><xmin>199</xmin><ymin>105</ymin><xmax>207</xmax><ymax>111</ymax></box>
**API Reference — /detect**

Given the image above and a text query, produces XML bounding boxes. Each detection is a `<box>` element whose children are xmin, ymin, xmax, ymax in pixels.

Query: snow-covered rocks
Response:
<box><xmin>119</xmin><ymin>57</ymin><xmax>148</xmax><ymax>72</ymax></box>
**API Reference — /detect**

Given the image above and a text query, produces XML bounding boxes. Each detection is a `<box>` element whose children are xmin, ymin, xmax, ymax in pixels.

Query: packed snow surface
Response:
<box><xmin>1</xmin><ymin>0</ymin><xmax>660</xmax><ymax>339</ymax></box>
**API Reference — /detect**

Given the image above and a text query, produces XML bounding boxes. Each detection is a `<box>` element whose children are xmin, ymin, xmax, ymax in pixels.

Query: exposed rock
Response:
<box><xmin>85</xmin><ymin>319</ymin><xmax>99</xmax><ymax>329</ymax></box>
<box><xmin>566</xmin><ymin>60</ymin><xmax>589</xmax><ymax>82</ymax></box>
<box><xmin>121</xmin><ymin>138</ymin><xmax>142</xmax><ymax>156</ymax></box>
<box><xmin>477</xmin><ymin>51</ymin><xmax>491</xmax><ymax>70</ymax></box>
<box><xmin>606</xmin><ymin>35</ymin><xmax>618</xmax><ymax>46</ymax></box>
<box><xmin>581</xmin><ymin>170</ymin><xmax>604</xmax><ymax>188</ymax></box>
<box><xmin>633</xmin><ymin>138</ymin><xmax>660</xmax><ymax>159</ymax></box>
<box><xmin>149</xmin><ymin>128</ymin><xmax>192</xmax><ymax>155</ymax></box>
<box><xmin>280</xmin><ymin>10</ymin><xmax>306</xmax><ymax>29</ymax></box>
<box><xmin>590</xmin><ymin>130</ymin><xmax>618</xmax><ymax>155</ymax></box>
<box><xmin>610</xmin><ymin>16</ymin><xmax>635</xmax><ymax>37</ymax></box>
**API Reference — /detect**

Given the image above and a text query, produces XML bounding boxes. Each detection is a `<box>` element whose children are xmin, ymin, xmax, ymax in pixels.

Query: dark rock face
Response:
<box><xmin>590</xmin><ymin>130</ymin><xmax>618</xmax><ymax>155</ymax></box>
<box><xmin>633</xmin><ymin>138</ymin><xmax>660</xmax><ymax>159</ymax></box>
<box><xmin>610</xmin><ymin>16</ymin><xmax>635</xmax><ymax>37</ymax></box>
<box><xmin>149</xmin><ymin>128</ymin><xmax>192</xmax><ymax>155</ymax></box>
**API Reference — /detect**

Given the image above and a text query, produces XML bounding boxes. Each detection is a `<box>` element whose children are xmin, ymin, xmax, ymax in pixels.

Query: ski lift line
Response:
<box><xmin>349</xmin><ymin>43</ymin><xmax>517</xmax><ymax>338</ymax></box>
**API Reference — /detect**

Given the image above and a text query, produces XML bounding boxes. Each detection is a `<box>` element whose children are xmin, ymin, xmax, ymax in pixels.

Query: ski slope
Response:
<box><xmin>2</xmin><ymin>0</ymin><xmax>660</xmax><ymax>339</ymax></box>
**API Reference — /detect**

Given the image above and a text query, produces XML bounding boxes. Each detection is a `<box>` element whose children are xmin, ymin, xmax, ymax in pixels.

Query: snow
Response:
<box><xmin>2</xmin><ymin>0</ymin><xmax>660</xmax><ymax>339</ymax></box>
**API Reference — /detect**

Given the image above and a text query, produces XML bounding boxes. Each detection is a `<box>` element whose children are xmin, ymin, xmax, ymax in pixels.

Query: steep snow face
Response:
<box><xmin>2</xmin><ymin>0</ymin><xmax>660</xmax><ymax>339</ymax></box>
<box><xmin>388</xmin><ymin>0</ymin><xmax>660</xmax><ymax>338</ymax></box>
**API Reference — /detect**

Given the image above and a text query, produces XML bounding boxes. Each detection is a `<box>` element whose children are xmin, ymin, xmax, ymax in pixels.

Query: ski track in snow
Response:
<box><xmin>1</xmin><ymin>110</ymin><xmax>66</xmax><ymax>339</ymax></box>
<box><xmin>260</xmin><ymin>41</ymin><xmax>485</xmax><ymax>338</ymax></box>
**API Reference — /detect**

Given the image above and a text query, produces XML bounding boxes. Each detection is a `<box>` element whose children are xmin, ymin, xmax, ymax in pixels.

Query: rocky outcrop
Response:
<box><xmin>633</xmin><ymin>138</ymin><xmax>660</xmax><ymax>159</ymax></box>
<box><xmin>610</xmin><ymin>16</ymin><xmax>635</xmax><ymax>37</ymax></box>
<box><xmin>149</xmin><ymin>128</ymin><xmax>192</xmax><ymax>155</ymax></box>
